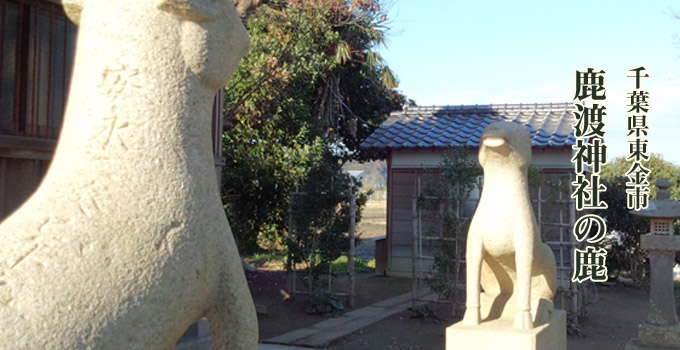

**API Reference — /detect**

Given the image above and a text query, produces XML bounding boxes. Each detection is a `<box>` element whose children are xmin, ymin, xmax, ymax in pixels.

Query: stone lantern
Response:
<box><xmin>626</xmin><ymin>178</ymin><xmax>680</xmax><ymax>350</ymax></box>
<box><xmin>632</xmin><ymin>178</ymin><xmax>680</xmax><ymax>235</ymax></box>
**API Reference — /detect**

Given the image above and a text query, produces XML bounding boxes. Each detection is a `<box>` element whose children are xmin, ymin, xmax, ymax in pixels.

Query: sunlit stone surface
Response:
<box><xmin>449</xmin><ymin>121</ymin><xmax>564</xmax><ymax>350</ymax></box>
<box><xmin>0</xmin><ymin>1</ymin><xmax>256</xmax><ymax>349</ymax></box>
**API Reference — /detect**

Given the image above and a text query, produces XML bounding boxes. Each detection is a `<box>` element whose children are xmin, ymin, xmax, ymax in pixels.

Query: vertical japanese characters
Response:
<box><xmin>625</xmin><ymin>67</ymin><xmax>650</xmax><ymax>210</ymax></box>
<box><xmin>571</xmin><ymin>68</ymin><xmax>608</xmax><ymax>283</ymax></box>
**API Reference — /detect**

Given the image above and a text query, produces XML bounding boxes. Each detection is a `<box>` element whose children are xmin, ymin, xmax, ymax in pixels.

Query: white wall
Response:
<box><xmin>390</xmin><ymin>148</ymin><xmax>573</xmax><ymax>170</ymax></box>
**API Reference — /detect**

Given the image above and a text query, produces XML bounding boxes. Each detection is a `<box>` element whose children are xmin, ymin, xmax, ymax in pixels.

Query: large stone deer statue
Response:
<box><xmin>0</xmin><ymin>0</ymin><xmax>256</xmax><ymax>348</ymax></box>
<box><xmin>462</xmin><ymin>121</ymin><xmax>557</xmax><ymax>330</ymax></box>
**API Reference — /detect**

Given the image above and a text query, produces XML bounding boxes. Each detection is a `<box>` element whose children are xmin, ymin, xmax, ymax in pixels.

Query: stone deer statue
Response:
<box><xmin>0</xmin><ymin>0</ymin><xmax>256</xmax><ymax>349</ymax></box>
<box><xmin>462</xmin><ymin>121</ymin><xmax>557</xmax><ymax>330</ymax></box>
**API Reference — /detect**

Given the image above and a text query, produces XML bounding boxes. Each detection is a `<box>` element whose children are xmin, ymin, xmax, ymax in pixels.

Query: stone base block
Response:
<box><xmin>628</xmin><ymin>323</ymin><xmax>680</xmax><ymax>349</ymax></box>
<box><xmin>446</xmin><ymin>309</ymin><xmax>566</xmax><ymax>350</ymax></box>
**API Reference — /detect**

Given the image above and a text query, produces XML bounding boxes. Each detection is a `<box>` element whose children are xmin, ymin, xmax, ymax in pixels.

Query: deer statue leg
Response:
<box><xmin>206</xmin><ymin>240</ymin><xmax>258</xmax><ymax>350</ymax></box>
<box><xmin>513</xmin><ymin>222</ymin><xmax>534</xmax><ymax>329</ymax></box>
<box><xmin>463</xmin><ymin>232</ymin><xmax>483</xmax><ymax>325</ymax></box>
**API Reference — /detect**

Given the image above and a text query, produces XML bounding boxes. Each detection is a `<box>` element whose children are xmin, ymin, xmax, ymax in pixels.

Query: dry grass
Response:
<box><xmin>357</xmin><ymin>200</ymin><xmax>386</xmax><ymax>239</ymax></box>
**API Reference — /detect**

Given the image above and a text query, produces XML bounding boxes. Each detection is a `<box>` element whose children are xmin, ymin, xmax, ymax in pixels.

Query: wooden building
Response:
<box><xmin>0</xmin><ymin>0</ymin><xmax>77</xmax><ymax>219</ymax></box>
<box><xmin>361</xmin><ymin>103</ymin><xmax>578</xmax><ymax>284</ymax></box>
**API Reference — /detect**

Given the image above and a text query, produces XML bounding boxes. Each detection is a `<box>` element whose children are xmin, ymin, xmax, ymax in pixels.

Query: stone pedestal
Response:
<box><xmin>641</xmin><ymin>235</ymin><xmax>680</xmax><ymax>326</ymax></box>
<box><xmin>627</xmin><ymin>323</ymin><xmax>680</xmax><ymax>349</ymax></box>
<box><xmin>446</xmin><ymin>310</ymin><xmax>566</xmax><ymax>350</ymax></box>
<box><xmin>638</xmin><ymin>323</ymin><xmax>680</xmax><ymax>348</ymax></box>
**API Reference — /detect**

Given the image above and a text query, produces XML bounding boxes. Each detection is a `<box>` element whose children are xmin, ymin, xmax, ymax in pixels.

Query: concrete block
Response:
<box><xmin>264</xmin><ymin>328</ymin><xmax>319</xmax><ymax>344</ymax></box>
<box><xmin>446</xmin><ymin>309</ymin><xmax>566</xmax><ymax>350</ymax></box>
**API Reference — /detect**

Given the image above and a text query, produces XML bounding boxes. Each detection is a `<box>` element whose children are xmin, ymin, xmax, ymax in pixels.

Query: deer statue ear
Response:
<box><xmin>156</xmin><ymin>0</ymin><xmax>222</xmax><ymax>22</ymax></box>
<box><xmin>62</xmin><ymin>0</ymin><xmax>85</xmax><ymax>25</ymax></box>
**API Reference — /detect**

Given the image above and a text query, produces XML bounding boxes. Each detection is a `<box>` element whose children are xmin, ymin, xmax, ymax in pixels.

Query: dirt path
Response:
<box><xmin>329</xmin><ymin>301</ymin><xmax>454</xmax><ymax>350</ymax></box>
<box><xmin>250</xmin><ymin>266</ymin><xmax>652</xmax><ymax>350</ymax></box>
<box><xmin>329</xmin><ymin>285</ymin><xmax>650</xmax><ymax>350</ymax></box>
<box><xmin>249</xmin><ymin>271</ymin><xmax>412</xmax><ymax>340</ymax></box>
<box><xmin>186</xmin><ymin>275</ymin><xmax>654</xmax><ymax>349</ymax></box>
<box><xmin>567</xmin><ymin>285</ymin><xmax>648</xmax><ymax>350</ymax></box>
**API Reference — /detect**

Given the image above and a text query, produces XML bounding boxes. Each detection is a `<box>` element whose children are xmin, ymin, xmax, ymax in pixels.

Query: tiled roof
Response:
<box><xmin>360</xmin><ymin>103</ymin><xmax>576</xmax><ymax>150</ymax></box>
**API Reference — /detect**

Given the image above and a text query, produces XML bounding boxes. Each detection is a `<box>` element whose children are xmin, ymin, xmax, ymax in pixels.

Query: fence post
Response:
<box><xmin>287</xmin><ymin>191</ymin><xmax>298</xmax><ymax>298</ymax></box>
<box><xmin>348</xmin><ymin>179</ymin><xmax>356</xmax><ymax>308</ymax></box>
<box><xmin>412</xmin><ymin>197</ymin><xmax>418</xmax><ymax>306</ymax></box>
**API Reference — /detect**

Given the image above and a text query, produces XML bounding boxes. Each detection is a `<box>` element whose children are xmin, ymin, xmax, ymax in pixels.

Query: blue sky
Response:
<box><xmin>379</xmin><ymin>1</ymin><xmax>680</xmax><ymax>166</ymax></box>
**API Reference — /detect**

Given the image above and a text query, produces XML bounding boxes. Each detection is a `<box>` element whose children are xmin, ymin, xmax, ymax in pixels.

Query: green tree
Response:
<box><xmin>418</xmin><ymin>147</ymin><xmax>482</xmax><ymax>311</ymax></box>
<box><xmin>600</xmin><ymin>154</ymin><xmax>680</xmax><ymax>200</ymax></box>
<box><xmin>222</xmin><ymin>0</ymin><xmax>404</xmax><ymax>254</ymax></box>
<box><xmin>598</xmin><ymin>154</ymin><xmax>680</xmax><ymax>278</ymax></box>
<box><xmin>288</xmin><ymin>150</ymin><xmax>367</xmax><ymax>294</ymax></box>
